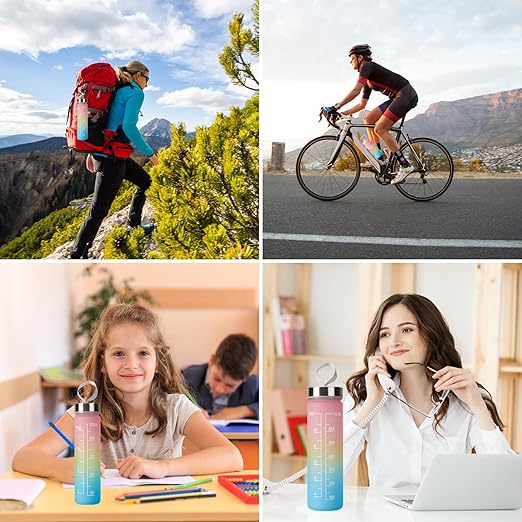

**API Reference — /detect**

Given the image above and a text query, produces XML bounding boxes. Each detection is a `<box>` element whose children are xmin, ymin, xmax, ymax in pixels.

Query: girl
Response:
<box><xmin>12</xmin><ymin>304</ymin><xmax>243</xmax><ymax>484</ymax></box>
<box><xmin>71</xmin><ymin>60</ymin><xmax>158</xmax><ymax>259</ymax></box>
<box><xmin>344</xmin><ymin>293</ymin><xmax>515</xmax><ymax>488</ymax></box>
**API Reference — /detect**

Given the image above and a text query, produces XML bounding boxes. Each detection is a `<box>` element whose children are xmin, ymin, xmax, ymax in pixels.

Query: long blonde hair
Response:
<box><xmin>83</xmin><ymin>303</ymin><xmax>185</xmax><ymax>441</ymax></box>
<box><xmin>114</xmin><ymin>60</ymin><xmax>149</xmax><ymax>85</ymax></box>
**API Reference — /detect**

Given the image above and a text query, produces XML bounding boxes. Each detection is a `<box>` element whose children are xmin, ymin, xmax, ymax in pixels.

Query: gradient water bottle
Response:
<box><xmin>307</xmin><ymin>363</ymin><xmax>343</xmax><ymax>511</ymax></box>
<box><xmin>76</xmin><ymin>95</ymin><xmax>89</xmax><ymax>141</ymax></box>
<box><xmin>74</xmin><ymin>380</ymin><xmax>101</xmax><ymax>505</ymax></box>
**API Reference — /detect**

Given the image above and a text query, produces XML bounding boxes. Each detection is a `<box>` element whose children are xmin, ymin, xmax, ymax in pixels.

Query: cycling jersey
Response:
<box><xmin>358</xmin><ymin>61</ymin><xmax>417</xmax><ymax>122</ymax></box>
<box><xmin>358</xmin><ymin>61</ymin><xmax>409</xmax><ymax>100</ymax></box>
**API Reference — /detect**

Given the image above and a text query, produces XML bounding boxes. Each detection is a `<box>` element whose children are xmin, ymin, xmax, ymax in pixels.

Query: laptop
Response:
<box><xmin>384</xmin><ymin>454</ymin><xmax>522</xmax><ymax>511</ymax></box>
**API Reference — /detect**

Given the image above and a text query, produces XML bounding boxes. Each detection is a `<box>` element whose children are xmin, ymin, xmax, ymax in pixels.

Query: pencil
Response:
<box><xmin>48</xmin><ymin>421</ymin><xmax>75</xmax><ymax>450</ymax></box>
<box><xmin>117</xmin><ymin>487</ymin><xmax>204</xmax><ymax>501</ymax></box>
<box><xmin>115</xmin><ymin>477</ymin><xmax>213</xmax><ymax>500</ymax></box>
<box><xmin>125</xmin><ymin>491</ymin><xmax>217</xmax><ymax>504</ymax></box>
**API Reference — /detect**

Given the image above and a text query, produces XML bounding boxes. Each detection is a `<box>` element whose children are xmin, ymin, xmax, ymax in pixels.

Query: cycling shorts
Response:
<box><xmin>378</xmin><ymin>84</ymin><xmax>418</xmax><ymax>123</ymax></box>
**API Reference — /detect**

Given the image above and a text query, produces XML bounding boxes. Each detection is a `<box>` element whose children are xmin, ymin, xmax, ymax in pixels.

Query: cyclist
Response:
<box><xmin>326</xmin><ymin>44</ymin><xmax>418</xmax><ymax>184</ymax></box>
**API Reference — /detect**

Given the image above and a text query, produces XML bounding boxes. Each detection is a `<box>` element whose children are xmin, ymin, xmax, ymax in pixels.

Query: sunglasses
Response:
<box><xmin>389</xmin><ymin>363</ymin><xmax>451</xmax><ymax>419</ymax></box>
<box><xmin>141</xmin><ymin>72</ymin><xmax>149</xmax><ymax>83</ymax></box>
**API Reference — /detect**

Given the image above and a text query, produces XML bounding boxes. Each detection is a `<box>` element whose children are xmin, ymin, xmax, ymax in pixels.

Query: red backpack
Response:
<box><xmin>66</xmin><ymin>63</ymin><xmax>134</xmax><ymax>158</ymax></box>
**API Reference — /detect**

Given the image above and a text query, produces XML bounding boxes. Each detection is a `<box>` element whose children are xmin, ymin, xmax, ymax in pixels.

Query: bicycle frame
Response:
<box><xmin>327</xmin><ymin>117</ymin><xmax>423</xmax><ymax>172</ymax></box>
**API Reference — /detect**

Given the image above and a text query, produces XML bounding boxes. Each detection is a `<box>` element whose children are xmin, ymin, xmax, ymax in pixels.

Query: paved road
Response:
<box><xmin>263</xmin><ymin>175</ymin><xmax>522</xmax><ymax>259</ymax></box>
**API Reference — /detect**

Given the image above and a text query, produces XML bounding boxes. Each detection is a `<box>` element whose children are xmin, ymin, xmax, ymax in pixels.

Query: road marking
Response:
<box><xmin>263</xmin><ymin>233</ymin><xmax>522</xmax><ymax>249</ymax></box>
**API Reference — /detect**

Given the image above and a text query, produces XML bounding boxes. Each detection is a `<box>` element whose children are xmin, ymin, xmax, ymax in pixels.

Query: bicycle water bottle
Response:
<box><xmin>307</xmin><ymin>363</ymin><xmax>343</xmax><ymax>511</ymax></box>
<box><xmin>362</xmin><ymin>138</ymin><xmax>383</xmax><ymax>160</ymax></box>
<box><xmin>76</xmin><ymin>96</ymin><xmax>89</xmax><ymax>141</ymax></box>
<box><xmin>74</xmin><ymin>380</ymin><xmax>101</xmax><ymax>505</ymax></box>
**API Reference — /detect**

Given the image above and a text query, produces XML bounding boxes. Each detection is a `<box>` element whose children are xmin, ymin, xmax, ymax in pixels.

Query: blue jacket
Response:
<box><xmin>106</xmin><ymin>80</ymin><xmax>154</xmax><ymax>157</ymax></box>
<box><xmin>182</xmin><ymin>363</ymin><xmax>259</xmax><ymax>419</ymax></box>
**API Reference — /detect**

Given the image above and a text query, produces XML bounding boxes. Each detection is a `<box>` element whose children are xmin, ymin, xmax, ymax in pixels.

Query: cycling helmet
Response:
<box><xmin>348</xmin><ymin>44</ymin><xmax>372</xmax><ymax>58</ymax></box>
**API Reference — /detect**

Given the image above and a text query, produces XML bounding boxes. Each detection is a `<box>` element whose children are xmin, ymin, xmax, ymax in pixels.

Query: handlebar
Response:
<box><xmin>318</xmin><ymin>107</ymin><xmax>351</xmax><ymax>129</ymax></box>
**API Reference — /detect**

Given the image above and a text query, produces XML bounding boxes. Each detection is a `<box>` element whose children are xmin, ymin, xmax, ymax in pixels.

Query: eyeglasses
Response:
<box><xmin>388</xmin><ymin>363</ymin><xmax>451</xmax><ymax>419</ymax></box>
<box><xmin>141</xmin><ymin>73</ymin><xmax>149</xmax><ymax>84</ymax></box>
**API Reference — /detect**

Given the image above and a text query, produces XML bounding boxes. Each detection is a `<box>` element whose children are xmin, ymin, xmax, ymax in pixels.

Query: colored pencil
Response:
<box><xmin>116</xmin><ymin>487</ymin><xmax>204</xmax><ymax>501</ymax></box>
<box><xmin>123</xmin><ymin>491</ymin><xmax>216</xmax><ymax>504</ymax></box>
<box><xmin>48</xmin><ymin>422</ymin><xmax>75</xmax><ymax>450</ymax></box>
<box><xmin>115</xmin><ymin>477</ymin><xmax>213</xmax><ymax>500</ymax></box>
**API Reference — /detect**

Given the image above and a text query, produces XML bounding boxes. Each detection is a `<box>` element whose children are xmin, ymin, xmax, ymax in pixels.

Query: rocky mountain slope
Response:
<box><xmin>404</xmin><ymin>88</ymin><xmax>522</xmax><ymax>150</ymax></box>
<box><xmin>0</xmin><ymin>152</ymin><xmax>94</xmax><ymax>245</ymax></box>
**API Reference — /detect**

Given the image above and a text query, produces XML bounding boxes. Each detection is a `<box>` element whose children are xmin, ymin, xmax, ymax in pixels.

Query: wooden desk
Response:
<box><xmin>183</xmin><ymin>432</ymin><xmax>259</xmax><ymax>469</ymax></box>
<box><xmin>0</xmin><ymin>471</ymin><xmax>258</xmax><ymax>522</ymax></box>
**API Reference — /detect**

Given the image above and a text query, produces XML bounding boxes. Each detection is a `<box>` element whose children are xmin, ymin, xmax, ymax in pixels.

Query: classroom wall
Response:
<box><xmin>69</xmin><ymin>262</ymin><xmax>259</xmax><ymax>370</ymax></box>
<box><xmin>0</xmin><ymin>263</ymin><xmax>72</xmax><ymax>472</ymax></box>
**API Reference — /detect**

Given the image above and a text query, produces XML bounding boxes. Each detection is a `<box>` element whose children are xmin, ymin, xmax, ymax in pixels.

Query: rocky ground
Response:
<box><xmin>46</xmin><ymin>200</ymin><xmax>157</xmax><ymax>259</ymax></box>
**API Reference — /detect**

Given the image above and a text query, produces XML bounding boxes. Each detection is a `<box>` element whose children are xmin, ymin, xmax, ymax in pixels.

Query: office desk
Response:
<box><xmin>0</xmin><ymin>471</ymin><xmax>258</xmax><ymax>522</ymax></box>
<box><xmin>263</xmin><ymin>484</ymin><xmax>522</xmax><ymax>522</ymax></box>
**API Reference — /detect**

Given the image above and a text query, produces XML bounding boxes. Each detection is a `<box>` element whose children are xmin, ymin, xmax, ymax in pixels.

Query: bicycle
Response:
<box><xmin>296</xmin><ymin>109</ymin><xmax>454</xmax><ymax>202</ymax></box>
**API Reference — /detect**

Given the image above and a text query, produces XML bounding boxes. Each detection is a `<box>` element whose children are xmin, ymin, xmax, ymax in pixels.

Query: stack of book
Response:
<box><xmin>271</xmin><ymin>296</ymin><xmax>307</xmax><ymax>356</ymax></box>
<box><xmin>271</xmin><ymin>388</ymin><xmax>307</xmax><ymax>456</ymax></box>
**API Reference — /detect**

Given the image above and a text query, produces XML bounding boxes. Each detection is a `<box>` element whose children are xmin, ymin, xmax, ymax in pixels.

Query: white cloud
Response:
<box><xmin>54</xmin><ymin>65</ymin><xmax>64</xmax><ymax>71</ymax></box>
<box><xmin>0</xmin><ymin>0</ymin><xmax>194</xmax><ymax>58</ymax></box>
<box><xmin>157</xmin><ymin>86</ymin><xmax>246</xmax><ymax>113</ymax></box>
<box><xmin>0</xmin><ymin>83</ymin><xmax>66</xmax><ymax>135</ymax></box>
<box><xmin>192</xmin><ymin>0</ymin><xmax>252</xmax><ymax>19</ymax></box>
<box><xmin>145</xmin><ymin>84</ymin><xmax>161</xmax><ymax>92</ymax></box>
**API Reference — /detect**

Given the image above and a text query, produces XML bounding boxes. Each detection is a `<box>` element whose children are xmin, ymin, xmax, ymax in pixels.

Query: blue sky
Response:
<box><xmin>0</xmin><ymin>0</ymin><xmax>255</xmax><ymax>137</ymax></box>
<box><xmin>262</xmin><ymin>0</ymin><xmax>522</xmax><ymax>154</ymax></box>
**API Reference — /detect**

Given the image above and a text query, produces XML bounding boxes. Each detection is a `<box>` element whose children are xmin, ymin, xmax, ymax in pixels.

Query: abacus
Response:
<box><xmin>218</xmin><ymin>474</ymin><xmax>259</xmax><ymax>504</ymax></box>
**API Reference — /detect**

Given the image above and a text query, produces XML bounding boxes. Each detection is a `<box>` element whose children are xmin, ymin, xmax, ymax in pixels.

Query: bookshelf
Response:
<box><xmin>263</xmin><ymin>262</ymin><xmax>522</xmax><ymax>485</ymax></box>
<box><xmin>263</xmin><ymin>264</ymin><xmax>365</xmax><ymax>484</ymax></box>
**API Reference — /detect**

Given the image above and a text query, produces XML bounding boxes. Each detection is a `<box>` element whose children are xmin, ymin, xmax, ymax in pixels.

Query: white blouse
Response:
<box><xmin>343</xmin><ymin>375</ymin><xmax>515</xmax><ymax>488</ymax></box>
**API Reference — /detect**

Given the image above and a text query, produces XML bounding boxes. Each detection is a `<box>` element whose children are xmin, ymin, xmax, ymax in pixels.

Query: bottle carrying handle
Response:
<box><xmin>315</xmin><ymin>362</ymin><xmax>337</xmax><ymax>386</ymax></box>
<box><xmin>77</xmin><ymin>380</ymin><xmax>98</xmax><ymax>403</ymax></box>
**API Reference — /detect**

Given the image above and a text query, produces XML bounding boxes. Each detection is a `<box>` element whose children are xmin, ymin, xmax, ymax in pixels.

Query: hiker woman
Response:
<box><xmin>71</xmin><ymin>60</ymin><xmax>157</xmax><ymax>259</ymax></box>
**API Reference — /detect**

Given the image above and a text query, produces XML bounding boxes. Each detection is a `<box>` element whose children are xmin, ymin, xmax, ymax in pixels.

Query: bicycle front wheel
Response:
<box><xmin>296</xmin><ymin>136</ymin><xmax>360</xmax><ymax>201</ymax></box>
<box><xmin>391</xmin><ymin>137</ymin><xmax>454</xmax><ymax>201</ymax></box>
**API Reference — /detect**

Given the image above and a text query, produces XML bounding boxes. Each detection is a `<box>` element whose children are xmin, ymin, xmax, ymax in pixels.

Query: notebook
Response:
<box><xmin>209</xmin><ymin>419</ymin><xmax>259</xmax><ymax>426</ymax></box>
<box><xmin>63</xmin><ymin>469</ymin><xmax>193</xmax><ymax>488</ymax></box>
<box><xmin>0</xmin><ymin>479</ymin><xmax>45</xmax><ymax>511</ymax></box>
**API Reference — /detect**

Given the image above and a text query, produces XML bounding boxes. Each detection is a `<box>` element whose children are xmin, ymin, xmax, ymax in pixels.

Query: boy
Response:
<box><xmin>182</xmin><ymin>334</ymin><xmax>258</xmax><ymax>419</ymax></box>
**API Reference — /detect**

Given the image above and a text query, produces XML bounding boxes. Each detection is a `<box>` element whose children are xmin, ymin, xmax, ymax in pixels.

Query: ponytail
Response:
<box><xmin>115</xmin><ymin>60</ymin><xmax>149</xmax><ymax>85</ymax></box>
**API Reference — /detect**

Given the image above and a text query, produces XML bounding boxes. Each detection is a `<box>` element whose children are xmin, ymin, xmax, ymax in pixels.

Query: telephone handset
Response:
<box><xmin>374</xmin><ymin>348</ymin><xmax>397</xmax><ymax>393</ymax></box>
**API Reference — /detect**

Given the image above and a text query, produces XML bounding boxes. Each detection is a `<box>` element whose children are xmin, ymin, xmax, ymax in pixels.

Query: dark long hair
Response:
<box><xmin>346</xmin><ymin>294</ymin><xmax>504</xmax><ymax>432</ymax></box>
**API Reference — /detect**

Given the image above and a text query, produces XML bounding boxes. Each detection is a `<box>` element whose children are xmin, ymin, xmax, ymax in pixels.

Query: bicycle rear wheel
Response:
<box><xmin>296</xmin><ymin>135</ymin><xmax>360</xmax><ymax>201</ymax></box>
<box><xmin>391</xmin><ymin>137</ymin><xmax>454</xmax><ymax>201</ymax></box>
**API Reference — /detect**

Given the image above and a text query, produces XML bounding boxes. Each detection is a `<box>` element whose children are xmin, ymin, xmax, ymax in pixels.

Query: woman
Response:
<box><xmin>71</xmin><ymin>61</ymin><xmax>158</xmax><ymax>259</ymax></box>
<box><xmin>344</xmin><ymin>293</ymin><xmax>514</xmax><ymax>488</ymax></box>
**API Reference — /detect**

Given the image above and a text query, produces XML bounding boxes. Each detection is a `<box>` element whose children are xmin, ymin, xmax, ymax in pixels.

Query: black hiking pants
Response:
<box><xmin>70</xmin><ymin>156</ymin><xmax>151</xmax><ymax>259</ymax></box>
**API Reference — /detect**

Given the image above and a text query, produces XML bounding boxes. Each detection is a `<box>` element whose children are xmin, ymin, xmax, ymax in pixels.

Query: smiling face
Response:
<box><xmin>102</xmin><ymin>322</ymin><xmax>157</xmax><ymax>396</ymax></box>
<box><xmin>378</xmin><ymin>303</ymin><xmax>429</xmax><ymax>370</ymax></box>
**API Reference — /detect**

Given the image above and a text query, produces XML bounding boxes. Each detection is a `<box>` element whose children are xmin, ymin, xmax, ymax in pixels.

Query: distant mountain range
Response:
<box><xmin>404</xmin><ymin>88</ymin><xmax>522</xmax><ymax>150</ymax></box>
<box><xmin>0</xmin><ymin>118</ymin><xmax>183</xmax><ymax>156</ymax></box>
<box><xmin>0</xmin><ymin>134</ymin><xmax>49</xmax><ymax>148</ymax></box>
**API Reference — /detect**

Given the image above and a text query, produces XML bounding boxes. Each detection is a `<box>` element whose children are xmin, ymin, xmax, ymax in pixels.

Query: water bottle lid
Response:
<box><xmin>308</xmin><ymin>386</ymin><xmax>343</xmax><ymax>398</ymax></box>
<box><xmin>75</xmin><ymin>402</ymin><xmax>100</xmax><ymax>413</ymax></box>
